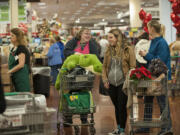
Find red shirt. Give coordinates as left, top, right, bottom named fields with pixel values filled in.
left=74, top=41, right=90, bottom=54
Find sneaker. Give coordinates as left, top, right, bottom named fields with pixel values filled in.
left=108, top=129, right=120, bottom=135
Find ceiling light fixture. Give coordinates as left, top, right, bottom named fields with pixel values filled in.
left=117, top=12, right=123, bottom=19
left=120, top=19, right=124, bottom=23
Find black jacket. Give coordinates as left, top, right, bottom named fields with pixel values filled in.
left=64, top=38, right=100, bottom=59
left=0, top=78, right=6, bottom=113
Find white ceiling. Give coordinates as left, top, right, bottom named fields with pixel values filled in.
left=31, top=0, right=159, bottom=27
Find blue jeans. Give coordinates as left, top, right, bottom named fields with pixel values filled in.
left=50, top=64, right=62, bottom=85
left=144, top=95, right=172, bottom=131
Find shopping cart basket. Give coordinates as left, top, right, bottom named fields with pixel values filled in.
left=0, top=92, right=56, bottom=135
left=128, top=78, right=171, bottom=135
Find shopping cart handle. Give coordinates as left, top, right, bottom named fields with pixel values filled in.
left=171, top=55, right=180, bottom=58
left=5, top=92, right=20, bottom=96
left=4, top=92, right=37, bottom=111
left=4, top=92, right=33, bottom=97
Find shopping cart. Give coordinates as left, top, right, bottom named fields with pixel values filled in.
left=128, top=77, right=172, bottom=135
left=169, top=55, right=180, bottom=95
left=0, top=92, right=56, bottom=135
left=57, top=67, right=96, bottom=135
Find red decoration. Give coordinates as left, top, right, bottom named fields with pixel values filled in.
left=143, top=27, right=149, bottom=33
left=146, top=13, right=152, bottom=22
left=32, top=16, right=36, bottom=21
left=172, top=2, right=180, bottom=14
left=130, top=66, right=152, bottom=80
left=169, top=0, right=180, bottom=33
left=139, top=9, right=152, bottom=33
left=171, top=12, right=180, bottom=23
left=173, top=21, right=180, bottom=33
left=139, top=9, right=146, bottom=20
left=169, top=0, right=177, bottom=3
left=18, top=23, right=28, bottom=33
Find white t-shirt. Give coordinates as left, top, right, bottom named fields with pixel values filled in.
left=99, top=39, right=108, bottom=58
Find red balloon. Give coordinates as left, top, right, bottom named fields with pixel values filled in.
left=143, top=19, right=148, bottom=25
left=139, top=9, right=146, bottom=20
left=169, top=0, right=176, bottom=3
left=171, top=12, right=180, bottom=23
left=173, top=21, right=180, bottom=31
left=143, top=26, right=149, bottom=33
left=172, top=2, right=180, bottom=14
left=146, top=13, right=152, bottom=22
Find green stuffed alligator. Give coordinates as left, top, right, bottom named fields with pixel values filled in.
left=55, top=54, right=102, bottom=90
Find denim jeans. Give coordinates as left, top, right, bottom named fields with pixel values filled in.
left=144, top=95, right=172, bottom=131
left=50, top=64, right=62, bottom=85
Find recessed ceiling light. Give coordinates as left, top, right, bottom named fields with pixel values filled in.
left=97, top=1, right=117, bottom=6
left=120, top=19, right=124, bottom=22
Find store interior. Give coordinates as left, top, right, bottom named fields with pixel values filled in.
left=0, top=0, right=180, bottom=135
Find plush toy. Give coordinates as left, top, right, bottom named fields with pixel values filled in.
left=79, top=54, right=102, bottom=74
left=60, top=54, right=80, bottom=74
left=55, top=54, right=102, bottom=90
left=55, top=55, right=80, bottom=90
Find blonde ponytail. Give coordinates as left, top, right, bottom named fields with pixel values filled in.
left=160, top=24, right=166, bottom=38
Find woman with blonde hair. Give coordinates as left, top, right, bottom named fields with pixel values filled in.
left=102, top=29, right=136, bottom=135
left=137, top=20, right=172, bottom=135
left=8, top=28, right=31, bottom=92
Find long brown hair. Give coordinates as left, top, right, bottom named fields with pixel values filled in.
left=75, top=27, right=90, bottom=40
left=11, top=28, right=27, bottom=46
left=107, top=29, right=129, bottom=57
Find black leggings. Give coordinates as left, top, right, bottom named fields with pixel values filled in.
left=108, top=83, right=128, bottom=129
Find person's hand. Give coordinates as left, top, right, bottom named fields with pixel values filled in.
left=104, top=82, right=109, bottom=89
left=7, top=70, right=12, bottom=74
left=139, top=50, right=147, bottom=57
left=74, top=52, right=82, bottom=55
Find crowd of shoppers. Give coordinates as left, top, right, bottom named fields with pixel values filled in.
left=0, top=19, right=179, bottom=135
